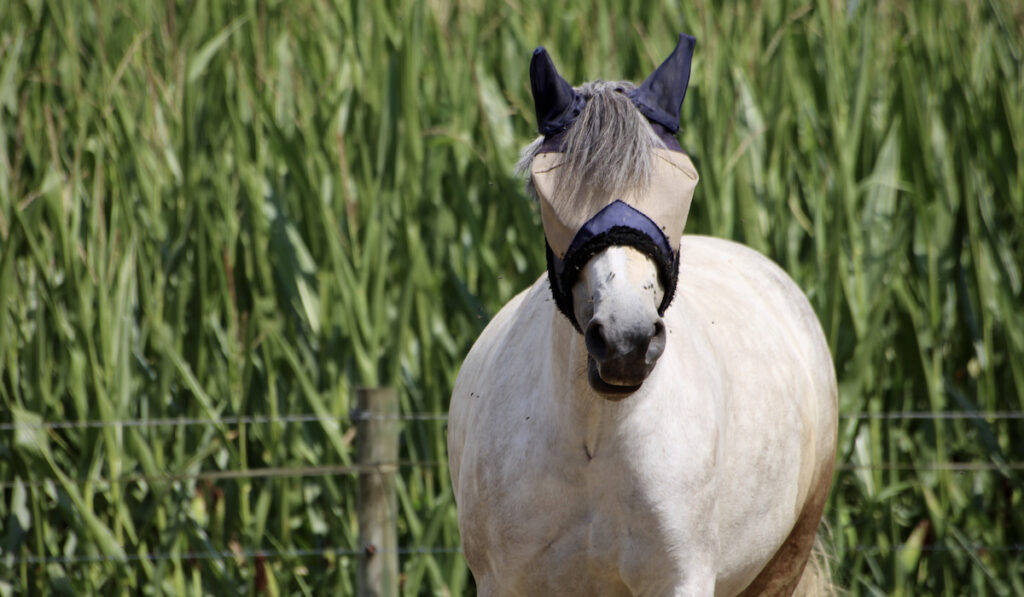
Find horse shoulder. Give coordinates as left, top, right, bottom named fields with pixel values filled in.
left=670, top=235, right=838, bottom=594
left=448, top=275, right=553, bottom=499
left=674, top=234, right=836, bottom=428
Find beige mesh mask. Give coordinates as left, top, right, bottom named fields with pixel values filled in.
left=532, top=146, right=699, bottom=332
left=531, top=148, right=699, bottom=260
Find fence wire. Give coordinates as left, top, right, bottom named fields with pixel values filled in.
left=0, top=461, right=443, bottom=490
left=841, top=411, right=1024, bottom=420
left=2, top=411, right=1022, bottom=490
left=2, top=459, right=1020, bottom=491
left=2, top=411, right=1021, bottom=573
left=837, top=462, right=1024, bottom=472
left=849, top=543, right=1024, bottom=555
left=0, top=411, right=448, bottom=432
left=3, top=542, right=1023, bottom=568
left=0, top=546, right=463, bottom=567
left=2, top=411, right=1022, bottom=432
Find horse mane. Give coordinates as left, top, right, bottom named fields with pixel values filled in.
left=516, top=80, right=666, bottom=206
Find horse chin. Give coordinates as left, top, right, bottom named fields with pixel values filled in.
left=587, top=357, right=643, bottom=398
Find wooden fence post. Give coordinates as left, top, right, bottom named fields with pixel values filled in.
left=355, top=387, right=400, bottom=597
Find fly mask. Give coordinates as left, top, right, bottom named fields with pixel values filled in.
left=528, top=34, right=700, bottom=332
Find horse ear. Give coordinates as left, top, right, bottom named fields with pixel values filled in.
left=628, top=33, right=696, bottom=133
left=530, top=47, right=585, bottom=136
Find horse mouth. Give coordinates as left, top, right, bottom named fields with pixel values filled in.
left=587, top=357, right=643, bottom=397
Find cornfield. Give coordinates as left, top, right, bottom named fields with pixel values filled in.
left=1, top=0, right=1022, bottom=594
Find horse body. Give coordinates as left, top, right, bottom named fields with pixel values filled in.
left=449, top=237, right=837, bottom=596
left=448, top=35, right=837, bottom=596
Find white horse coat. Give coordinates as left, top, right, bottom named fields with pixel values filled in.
left=448, top=238, right=836, bottom=596
left=448, top=36, right=837, bottom=597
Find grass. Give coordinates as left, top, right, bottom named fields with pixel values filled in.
left=0, top=0, right=1022, bottom=594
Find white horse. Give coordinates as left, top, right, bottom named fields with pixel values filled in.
left=448, top=34, right=837, bottom=596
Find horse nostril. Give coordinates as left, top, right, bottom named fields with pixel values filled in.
left=646, top=320, right=666, bottom=365
left=585, top=322, right=608, bottom=361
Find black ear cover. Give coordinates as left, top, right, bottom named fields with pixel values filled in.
left=530, top=47, right=586, bottom=136
left=627, top=33, right=696, bottom=133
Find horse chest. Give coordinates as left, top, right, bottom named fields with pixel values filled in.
left=461, top=410, right=721, bottom=593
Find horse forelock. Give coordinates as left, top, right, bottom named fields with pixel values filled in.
left=516, top=80, right=665, bottom=207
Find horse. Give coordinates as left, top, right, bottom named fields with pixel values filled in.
left=447, top=34, right=838, bottom=596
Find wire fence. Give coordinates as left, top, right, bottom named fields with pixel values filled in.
left=2, top=410, right=1021, bottom=490
left=2, top=410, right=1022, bottom=432
left=2, top=458, right=1022, bottom=492
left=0, top=410, right=449, bottom=432
left=3, top=541, right=1023, bottom=568
left=0, top=462, right=444, bottom=491
left=840, top=411, right=1024, bottom=420
left=0, top=546, right=463, bottom=567
left=2, top=408, right=1022, bottom=576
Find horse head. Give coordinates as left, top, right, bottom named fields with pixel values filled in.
left=521, top=34, right=699, bottom=396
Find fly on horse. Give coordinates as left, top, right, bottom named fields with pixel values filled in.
left=447, top=34, right=838, bottom=596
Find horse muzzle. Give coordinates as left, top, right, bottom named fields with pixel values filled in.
left=584, top=313, right=667, bottom=396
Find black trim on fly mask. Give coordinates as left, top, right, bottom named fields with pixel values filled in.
left=547, top=201, right=679, bottom=333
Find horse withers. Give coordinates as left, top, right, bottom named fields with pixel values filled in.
left=447, top=34, right=838, bottom=596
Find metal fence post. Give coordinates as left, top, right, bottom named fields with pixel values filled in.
left=356, top=387, right=399, bottom=597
